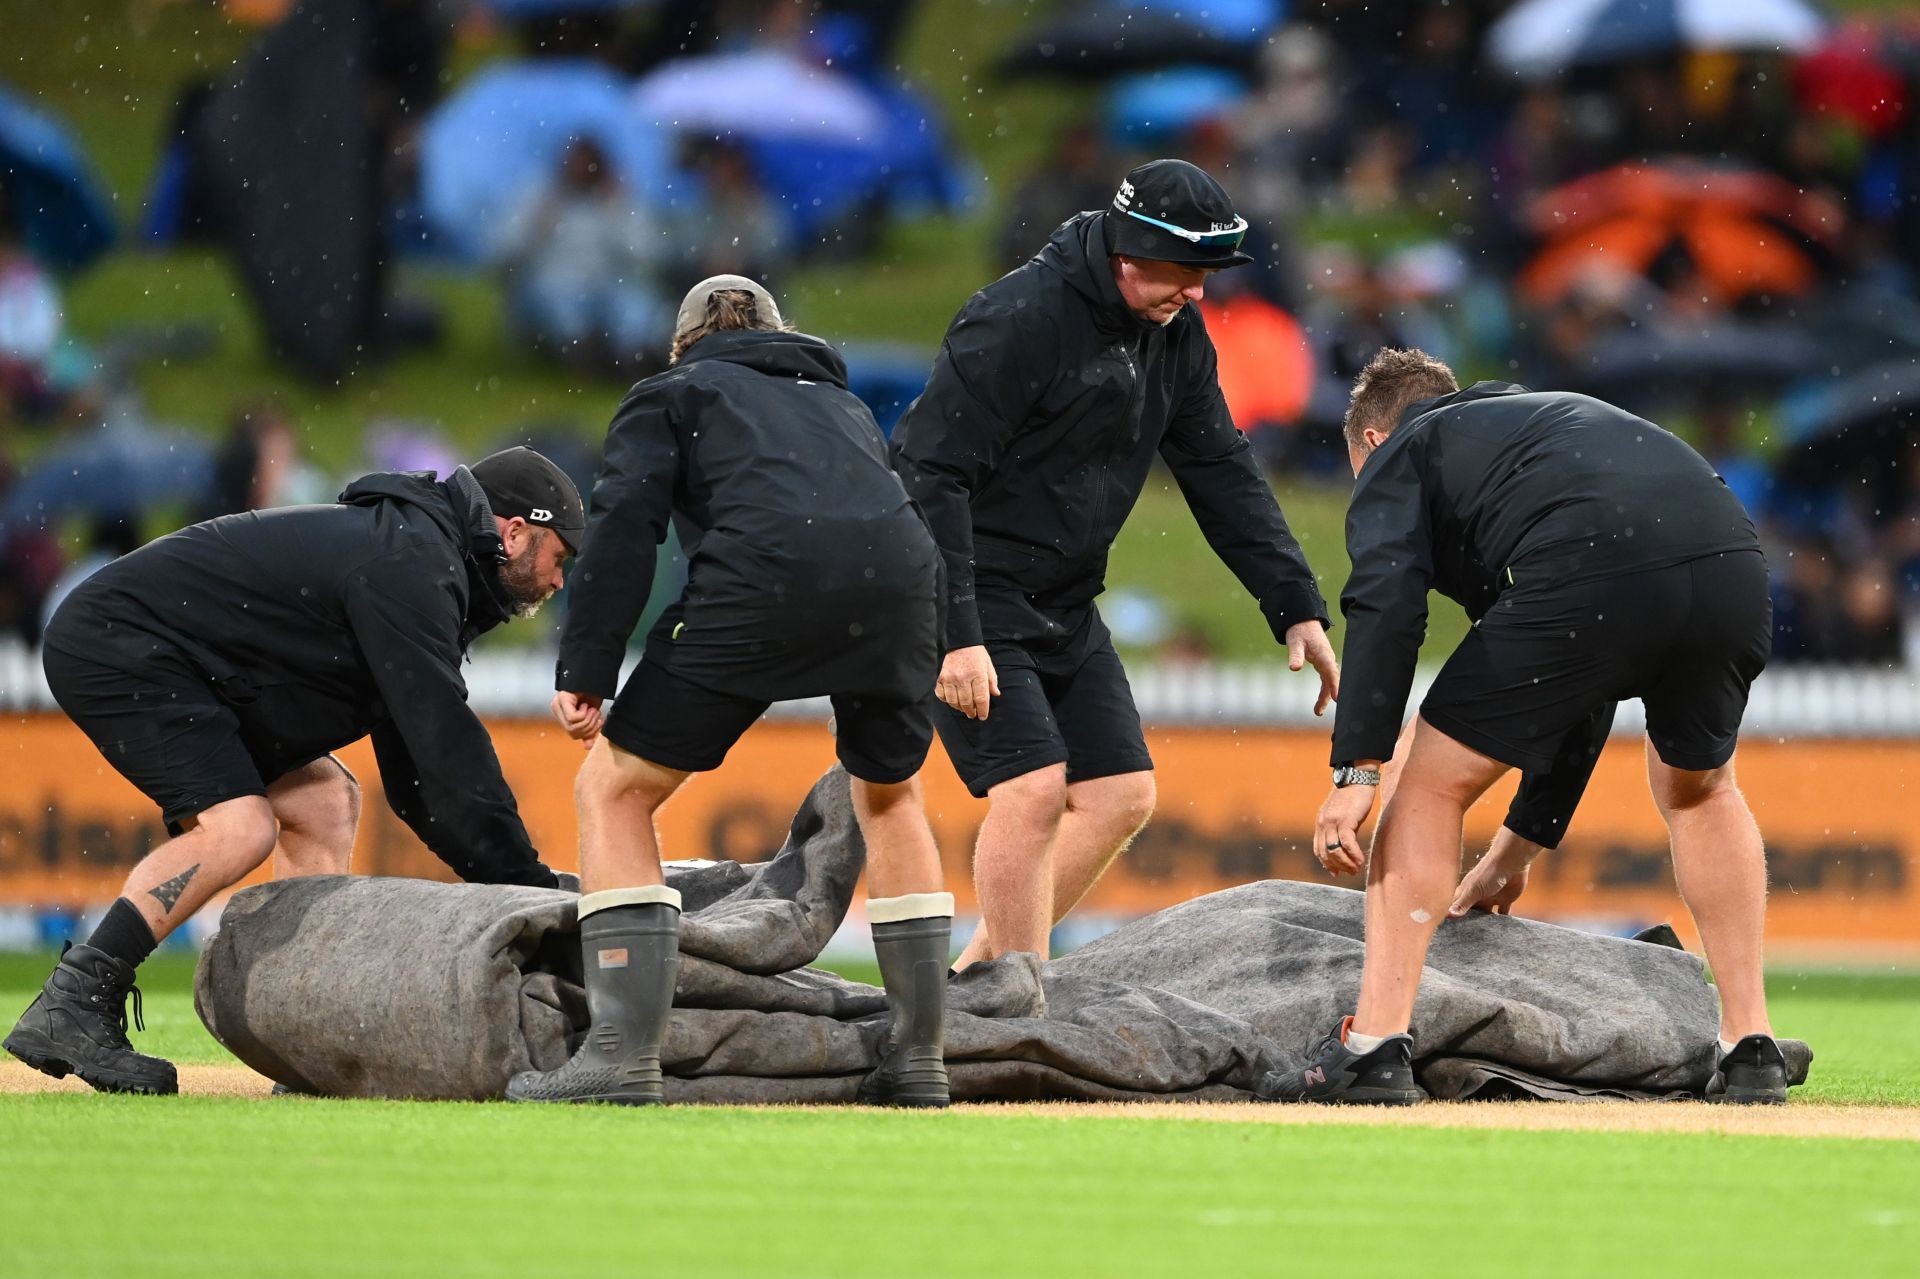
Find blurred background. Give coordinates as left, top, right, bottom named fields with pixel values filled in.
left=2, top=0, right=1918, bottom=959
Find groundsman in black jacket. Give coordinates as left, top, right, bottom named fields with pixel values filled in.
left=4, top=449, right=583, bottom=1096
left=891, top=159, right=1338, bottom=968
left=1271, top=348, right=1786, bottom=1107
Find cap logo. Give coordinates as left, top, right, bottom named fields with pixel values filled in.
left=1113, top=178, right=1135, bottom=212
left=530, top=507, right=553, bottom=523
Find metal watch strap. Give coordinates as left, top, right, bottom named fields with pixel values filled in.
left=1332, top=766, right=1382, bottom=787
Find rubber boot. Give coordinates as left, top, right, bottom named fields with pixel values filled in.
left=506, top=887, right=681, bottom=1105
left=857, top=893, right=954, bottom=1109
left=4, top=942, right=178, bottom=1095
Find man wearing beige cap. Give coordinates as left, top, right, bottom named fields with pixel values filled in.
left=510, top=276, right=955, bottom=1107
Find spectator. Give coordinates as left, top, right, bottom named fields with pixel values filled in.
left=996, top=121, right=1114, bottom=270
left=196, top=403, right=331, bottom=522
left=663, top=136, right=790, bottom=293
left=490, top=137, right=670, bottom=372
left=0, top=183, right=63, bottom=422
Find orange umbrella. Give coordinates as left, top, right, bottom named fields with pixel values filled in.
left=1198, top=296, right=1314, bottom=430
left=1518, top=163, right=1843, bottom=307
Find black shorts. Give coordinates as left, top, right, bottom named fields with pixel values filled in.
left=933, top=601, right=1153, bottom=798
left=1422, top=550, right=1771, bottom=774
left=602, top=659, right=933, bottom=783
left=41, top=643, right=298, bottom=830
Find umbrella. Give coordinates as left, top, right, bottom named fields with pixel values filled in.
left=420, top=59, right=670, bottom=263
left=1564, top=321, right=1819, bottom=410
left=2, top=418, right=212, bottom=530
left=0, top=83, right=115, bottom=272
left=997, top=6, right=1262, bottom=80
left=1793, top=20, right=1911, bottom=139
left=1779, top=360, right=1920, bottom=507
left=1489, top=0, right=1826, bottom=78
left=1517, top=163, right=1843, bottom=308
left=633, top=49, right=890, bottom=143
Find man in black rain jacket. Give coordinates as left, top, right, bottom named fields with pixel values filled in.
left=891, top=159, right=1338, bottom=967
left=5, top=448, right=583, bottom=1096
left=1274, top=348, right=1788, bottom=1107
left=520, top=276, right=955, bottom=1108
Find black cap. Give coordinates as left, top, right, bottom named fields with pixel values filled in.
left=1104, top=158, right=1254, bottom=269
left=471, top=447, right=586, bottom=553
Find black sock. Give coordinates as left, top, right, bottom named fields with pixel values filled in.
left=84, top=898, right=158, bottom=969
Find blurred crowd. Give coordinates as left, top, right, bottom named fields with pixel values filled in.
left=4, top=0, right=1920, bottom=667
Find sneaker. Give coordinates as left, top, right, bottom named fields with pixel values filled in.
left=1264, top=1016, right=1427, bottom=1106
left=1705, top=1034, right=1788, bottom=1105
left=3, top=943, right=178, bottom=1095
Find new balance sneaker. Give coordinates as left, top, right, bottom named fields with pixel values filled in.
left=1705, top=1034, right=1788, bottom=1105
left=1264, top=1017, right=1427, bottom=1106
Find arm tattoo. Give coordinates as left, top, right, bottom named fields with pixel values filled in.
left=148, top=863, right=201, bottom=915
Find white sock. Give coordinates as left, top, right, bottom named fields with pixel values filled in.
left=1718, top=1038, right=1737, bottom=1056
left=1345, top=1029, right=1389, bottom=1054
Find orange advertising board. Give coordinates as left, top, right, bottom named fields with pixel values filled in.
left=1, top=714, right=1913, bottom=959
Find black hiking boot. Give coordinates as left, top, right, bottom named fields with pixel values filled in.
left=1705, top=1034, right=1788, bottom=1105
left=506, top=893, right=681, bottom=1105
left=1264, top=1017, right=1426, bottom=1106
left=4, top=943, right=178, bottom=1095
left=858, top=908, right=953, bottom=1109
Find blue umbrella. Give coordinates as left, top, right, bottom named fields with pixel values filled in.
left=0, top=83, right=115, bottom=272
left=1489, top=0, right=1826, bottom=77
left=2, top=418, right=212, bottom=530
left=418, top=59, right=670, bottom=262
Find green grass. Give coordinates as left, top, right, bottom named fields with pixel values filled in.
left=1, top=1098, right=1916, bottom=1278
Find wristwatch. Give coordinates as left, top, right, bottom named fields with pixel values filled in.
left=1331, top=765, right=1382, bottom=787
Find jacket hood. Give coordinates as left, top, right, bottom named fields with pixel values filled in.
left=676, top=328, right=851, bottom=388
left=1036, top=211, right=1157, bottom=336
left=340, top=468, right=512, bottom=635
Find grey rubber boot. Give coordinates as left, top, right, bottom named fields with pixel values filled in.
left=857, top=895, right=953, bottom=1109
left=505, top=889, right=681, bottom=1105
left=4, top=943, right=178, bottom=1095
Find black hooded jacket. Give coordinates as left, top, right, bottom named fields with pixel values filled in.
left=889, top=211, right=1327, bottom=651
left=557, top=329, right=940, bottom=704
left=1333, top=382, right=1760, bottom=844
left=44, top=467, right=558, bottom=887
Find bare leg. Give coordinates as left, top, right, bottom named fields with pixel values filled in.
left=1351, top=717, right=1509, bottom=1038
left=956, top=763, right=1067, bottom=966
left=852, top=776, right=944, bottom=900
left=574, top=738, right=690, bottom=893
left=122, top=796, right=281, bottom=942
left=268, top=756, right=360, bottom=878
left=955, top=769, right=1155, bottom=968
left=1647, top=744, right=1773, bottom=1042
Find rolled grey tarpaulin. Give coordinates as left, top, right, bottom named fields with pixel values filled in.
left=196, top=769, right=1809, bottom=1102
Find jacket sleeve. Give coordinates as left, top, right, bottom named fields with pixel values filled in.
left=347, top=554, right=557, bottom=887
left=1330, top=440, right=1434, bottom=765
left=890, top=299, right=1054, bottom=651
left=1159, top=328, right=1329, bottom=641
left=556, top=382, right=680, bottom=698
left=1502, top=702, right=1613, bottom=849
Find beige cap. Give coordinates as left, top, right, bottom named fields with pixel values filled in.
left=673, top=274, right=784, bottom=341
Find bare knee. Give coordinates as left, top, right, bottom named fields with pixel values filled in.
left=1650, top=758, right=1739, bottom=817
left=851, top=774, right=923, bottom=820
left=1079, top=771, right=1155, bottom=835
left=192, top=796, right=280, bottom=863
left=987, top=765, right=1068, bottom=828
left=576, top=743, right=680, bottom=812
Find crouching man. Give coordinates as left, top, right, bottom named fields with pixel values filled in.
left=6, top=448, right=586, bottom=1096
left=1278, top=350, right=1786, bottom=1106
left=508, top=276, right=953, bottom=1108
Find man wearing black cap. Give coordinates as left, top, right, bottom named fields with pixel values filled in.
left=514, top=275, right=954, bottom=1108
left=4, top=447, right=584, bottom=1096
left=891, top=159, right=1339, bottom=967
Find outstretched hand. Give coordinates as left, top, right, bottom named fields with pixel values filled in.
left=1285, top=620, right=1339, bottom=716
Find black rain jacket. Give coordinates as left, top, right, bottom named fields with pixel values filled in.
left=889, top=211, right=1327, bottom=651
left=557, top=329, right=940, bottom=704
left=45, top=468, right=558, bottom=887
left=1333, top=382, right=1759, bottom=845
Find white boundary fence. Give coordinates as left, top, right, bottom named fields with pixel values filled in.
left=2, top=642, right=1917, bottom=736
